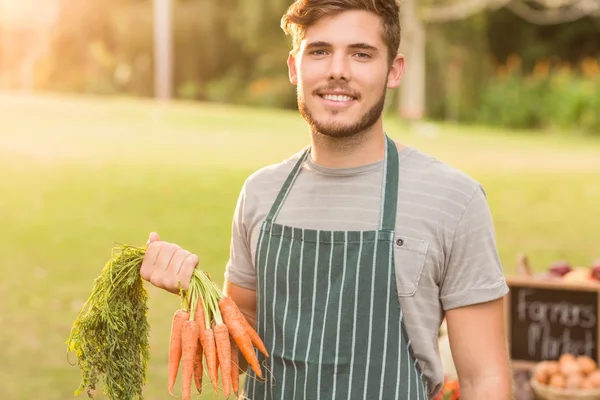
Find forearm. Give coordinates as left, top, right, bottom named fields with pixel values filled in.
left=458, top=374, right=513, bottom=400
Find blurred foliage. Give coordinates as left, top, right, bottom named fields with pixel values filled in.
left=425, top=13, right=494, bottom=123
left=422, top=8, right=599, bottom=134
left=474, top=56, right=600, bottom=134
left=0, top=0, right=599, bottom=132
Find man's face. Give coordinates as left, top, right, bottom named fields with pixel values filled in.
left=288, top=10, right=404, bottom=138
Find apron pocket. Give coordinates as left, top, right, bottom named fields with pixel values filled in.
left=393, top=235, right=429, bottom=297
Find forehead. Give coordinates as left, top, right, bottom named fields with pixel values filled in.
left=301, top=10, right=385, bottom=49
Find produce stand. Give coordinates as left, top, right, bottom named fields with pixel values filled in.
left=505, top=255, right=600, bottom=399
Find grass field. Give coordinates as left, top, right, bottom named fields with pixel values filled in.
left=1, top=91, right=599, bottom=400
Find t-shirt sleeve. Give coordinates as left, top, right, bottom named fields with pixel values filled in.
left=440, top=185, right=509, bottom=310
left=223, top=182, right=257, bottom=290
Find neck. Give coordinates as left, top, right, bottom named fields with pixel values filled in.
left=309, top=122, right=386, bottom=169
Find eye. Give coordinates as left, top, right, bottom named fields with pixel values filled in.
left=310, top=49, right=328, bottom=56
left=354, top=52, right=371, bottom=59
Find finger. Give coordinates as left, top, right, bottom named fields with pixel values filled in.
left=168, top=249, right=192, bottom=276
left=140, top=241, right=162, bottom=281
left=177, top=253, right=199, bottom=291
left=146, top=232, right=160, bottom=248
left=154, top=242, right=180, bottom=272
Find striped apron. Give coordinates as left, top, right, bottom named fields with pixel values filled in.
left=243, top=135, right=429, bottom=399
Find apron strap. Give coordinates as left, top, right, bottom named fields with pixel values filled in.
left=264, top=135, right=399, bottom=229
left=380, top=134, right=399, bottom=232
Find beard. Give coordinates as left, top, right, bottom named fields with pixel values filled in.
left=297, top=83, right=387, bottom=139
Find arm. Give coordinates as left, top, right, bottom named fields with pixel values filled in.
left=446, top=298, right=512, bottom=400
left=222, top=179, right=259, bottom=374
left=439, top=185, right=512, bottom=399
left=224, top=280, right=257, bottom=373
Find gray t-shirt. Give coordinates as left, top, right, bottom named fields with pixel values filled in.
left=224, top=144, right=509, bottom=398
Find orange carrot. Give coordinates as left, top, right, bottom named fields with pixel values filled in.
left=202, top=328, right=220, bottom=391
left=218, top=297, right=264, bottom=378
left=214, top=322, right=232, bottom=398
left=241, top=312, right=269, bottom=357
left=219, top=296, right=269, bottom=357
left=193, top=295, right=206, bottom=393
left=193, top=338, right=203, bottom=393
left=168, top=309, right=190, bottom=396
left=181, top=320, right=201, bottom=400
left=230, top=338, right=239, bottom=396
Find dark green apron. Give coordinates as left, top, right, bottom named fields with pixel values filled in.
left=243, top=135, right=429, bottom=399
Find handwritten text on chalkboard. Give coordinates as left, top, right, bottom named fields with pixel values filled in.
left=509, top=285, right=598, bottom=362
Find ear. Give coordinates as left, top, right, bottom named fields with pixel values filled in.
left=287, top=52, right=298, bottom=85
left=386, top=53, right=405, bottom=89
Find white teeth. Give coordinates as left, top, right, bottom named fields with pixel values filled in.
left=322, top=94, right=353, bottom=102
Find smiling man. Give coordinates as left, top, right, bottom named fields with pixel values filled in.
left=293, top=8, right=395, bottom=151
left=140, top=1, right=514, bottom=399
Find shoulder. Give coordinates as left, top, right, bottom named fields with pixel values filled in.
left=240, top=147, right=307, bottom=200
left=398, top=145, right=484, bottom=212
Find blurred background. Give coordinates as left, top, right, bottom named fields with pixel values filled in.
left=1, top=0, right=600, bottom=128
left=0, top=0, right=599, bottom=399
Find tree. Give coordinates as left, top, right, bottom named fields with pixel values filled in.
left=398, top=0, right=600, bottom=121
left=154, top=0, right=172, bottom=100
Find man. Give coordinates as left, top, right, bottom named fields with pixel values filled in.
left=140, top=0, right=513, bottom=399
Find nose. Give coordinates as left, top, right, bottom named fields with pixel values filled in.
left=328, top=52, right=351, bottom=81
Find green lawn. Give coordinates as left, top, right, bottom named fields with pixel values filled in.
left=1, top=91, right=599, bottom=400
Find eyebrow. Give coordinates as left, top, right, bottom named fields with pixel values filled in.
left=305, top=41, right=379, bottom=52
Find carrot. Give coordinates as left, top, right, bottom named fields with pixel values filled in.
left=213, top=322, right=232, bottom=398
left=202, top=328, right=220, bottom=391
left=230, top=338, right=239, bottom=397
left=192, top=295, right=206, bottom=393
left=219, top=296, right=269, bottom=357
left=193, top=338, right=203, bottom=393
left=240, top=311, right=269, bottom=357
left=168, top=309, right=190, bottom=396
left=218, top=297, right=264, bottom=378
left=181, top=320, right=201, bottom=400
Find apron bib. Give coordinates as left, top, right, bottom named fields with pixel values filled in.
left=243, top=135, right=429, bottom=399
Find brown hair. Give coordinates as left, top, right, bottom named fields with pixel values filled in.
left=281, top=0, right=401, bottom=65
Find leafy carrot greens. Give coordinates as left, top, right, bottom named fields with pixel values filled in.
left=67, top=242, right=268, bottom=399
left=67, top=244, right=150, bottom=399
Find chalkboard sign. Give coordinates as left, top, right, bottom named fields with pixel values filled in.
left=505, top=276, right=600, bottom=369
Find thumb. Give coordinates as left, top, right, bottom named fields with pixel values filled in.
left=146, top=232, right=160, bottom=247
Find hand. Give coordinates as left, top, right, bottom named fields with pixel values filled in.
left=140, top=232, right=198, bottom=294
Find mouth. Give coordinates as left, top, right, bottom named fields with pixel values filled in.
left=317, top=92, right=358, bottom=108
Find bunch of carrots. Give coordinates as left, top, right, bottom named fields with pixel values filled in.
left=67, top=243, right=269, bottom=400
left=170, top=268, right=269, bottom=399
